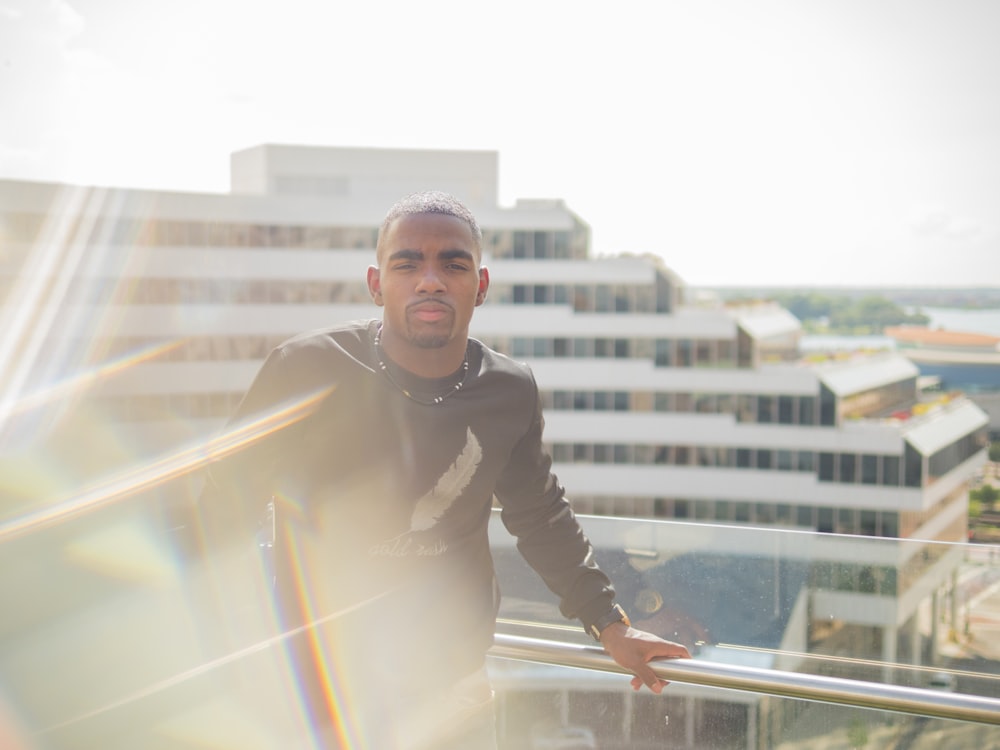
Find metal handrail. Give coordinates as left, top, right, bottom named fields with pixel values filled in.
left=490, top=633, right=1000, bottom=727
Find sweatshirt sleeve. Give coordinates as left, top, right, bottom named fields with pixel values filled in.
left=492, top=374, right=617, bottom=633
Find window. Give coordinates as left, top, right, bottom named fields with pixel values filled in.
left=861, top=455, right=878, bottom=484
left=881, top=512, right=899, bottom=538
left=696, top=340, right=713, bottom=365
left=883, top=456, right=900, bottom=486
left=573, top=285, right=594, bottom=311
left=655, top=339, right=673, bottom=366
left=737, top=394, right=755, bottom=423
left=818, top=508, right=834, bottom=533
left=614, top=285, right=631, bottom=312
left=677, top=339, right=693, bottom=367
left=839, top=454, right=857, bottom=483
left=799, top=396, right=816, bottom=425
left=860, top=510, right=878, bottom=536
left=757, top=395, right=774, bottom=423
left=818, top=453, right=835, bottom=481
left=778, top=396, right=794, bottom=424
left=904, top=444, right=923, bottom=488
left=595, top=285, right=612, bottom=311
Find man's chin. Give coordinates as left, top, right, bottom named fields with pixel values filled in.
left=405, top=329, right=451, bottom=349
left=405, top=321, right=455, bottom=349
left=411, top=335, right=451, bottom=349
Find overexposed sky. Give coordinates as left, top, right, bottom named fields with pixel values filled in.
left=1, top=0, right=999, bottom=287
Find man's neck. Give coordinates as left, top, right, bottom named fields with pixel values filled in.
left=378, top=326, right=468, bottom=379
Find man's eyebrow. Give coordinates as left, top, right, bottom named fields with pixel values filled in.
left=387, top=249, right=423, bottom=262
left=386, top=248, right=476, bottom=262
left=439, top=249, right=476, bottom=262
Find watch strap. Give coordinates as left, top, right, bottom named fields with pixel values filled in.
left=588, top=603, right=630, bottom=640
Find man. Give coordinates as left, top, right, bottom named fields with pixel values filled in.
left=202, top=191, right=689, bottom=749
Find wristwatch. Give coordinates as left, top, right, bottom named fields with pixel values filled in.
left=589, top=603, right=631, bottom=641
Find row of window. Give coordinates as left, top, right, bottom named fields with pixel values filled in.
left=26, top=275, right=675, bottom=316
left=572, top=494, right=903, bottom=541
left=540, top=390, right=824, bottom=425
left=493, top=336, right=743, bottom=368
left=50, top=278, right=374, bottom=306
left=84, top=335, right=751, bottom=375
left=928, top=429, right=988, bottom=484
left=83, top=388, right=916, bottom=486
left=551, top=443, right=913, bottom=487
left=496, top=283, right=658, bottom=313
left=817, top=451, right=917, bottom=487
left=1, top=211, right=588, bottom=260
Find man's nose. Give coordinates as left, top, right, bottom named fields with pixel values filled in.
left=415, top=268, right=445, bottom=293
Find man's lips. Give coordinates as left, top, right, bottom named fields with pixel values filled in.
left=408, top=302, right=452, bottom=322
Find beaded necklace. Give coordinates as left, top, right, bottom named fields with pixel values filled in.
left=373, top=324, right=470, bottom=405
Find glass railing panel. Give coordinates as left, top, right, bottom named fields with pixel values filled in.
left=2, top=490, right=999, bottom=747
left=489, top=511, right=1000, bottom=747
left=489, top=512, right=1000, bottom=697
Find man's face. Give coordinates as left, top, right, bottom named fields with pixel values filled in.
left=367, top=212, right=489, bottom=352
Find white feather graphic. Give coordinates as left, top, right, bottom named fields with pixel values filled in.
left=409, top=428, right=482, bottom=532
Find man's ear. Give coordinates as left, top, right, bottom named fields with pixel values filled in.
left=366, top=266, right=383, bottom=306
left=476, top=266, right=490, bottom=306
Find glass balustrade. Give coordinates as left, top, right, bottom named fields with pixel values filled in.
left=1, top=500, right=998, bottom=748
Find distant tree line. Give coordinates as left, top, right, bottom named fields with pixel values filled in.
left=769, top=293, right=930, bottom=334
